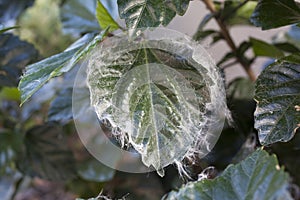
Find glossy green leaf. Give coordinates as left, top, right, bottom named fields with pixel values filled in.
left=19, top=30, right=108, bottom=105
left=117, top=0, right=190, bottom=29
left=18, top=123, right=76, bottom=180
left=250, top=37, right=284, bottom=58
left=164, top=149, right=292, bottom=200
left=250, top=0, right=300, bottom=30
left=254, top=55, right=300, bottom=145
left=96, top=0, right=119, bottom=31
left=0, top=33, right=38, bottom=87
left=60, top=0, right=100, bottom=35
left=87, top=32, right=227, bottom=176
left=78, top=159, right=115, bottom=182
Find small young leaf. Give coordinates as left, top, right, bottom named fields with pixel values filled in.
left=164, top=149, right=292, bottom=200
left=19, top=30, right=108, bottom=105
left=250, top=0, right=300, bottom=30
left=117, top=0, right=190, bottom=30
left=96, top=0, right=119, bottom=31
left=254, top=55, right=300, bottom=145
left=250, top=37, right=284, bottom=58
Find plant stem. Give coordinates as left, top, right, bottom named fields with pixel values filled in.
left=202, top=0, right=256, bottom=81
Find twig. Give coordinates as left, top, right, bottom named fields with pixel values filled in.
left=201, top=0, right=256, bottom=81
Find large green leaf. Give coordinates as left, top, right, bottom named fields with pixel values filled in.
left=60, top=0, right=100, bottom=35
left=96, top=0, right=119, bottom=31
left=87, top=31, right=227, bottom=176
left=254, top=54, right=300, bottom=145
left=117, top=0, right=190, bottom=29
left=19, top=30, right=108, bottom=105
left=250, top=0, right=300, bottom=30
left=17, top=123, right=76, bottom=180
left=164, top=149, right=292, bottom=200
left=218, top=1, right=257, bottom=26
left=0, top=33, right=38, bottom=87
left=250, top=37, right=284, bottom=58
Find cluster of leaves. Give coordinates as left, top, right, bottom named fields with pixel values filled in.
left=1, top=0, right=300, bottom=199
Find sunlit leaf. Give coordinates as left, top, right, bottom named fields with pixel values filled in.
left=254, top=54, right=300, bottom=145
left=96, top=0, right=119, bottom=31
left=164, top=149, right=292, bottom=200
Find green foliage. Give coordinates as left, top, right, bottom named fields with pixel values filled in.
left=165, top=149, right=292, bottom=200
left=18, top=30, right=108, bottom=105
left=96, top=0, right=119, bottom=31
left=250, top=37, right=284, bottom=58
left=2, top=0, right=300, bottom=199
left=18, top=124, right=77, bottom=180
left=0, top=33, right=38, bottom=87
left=0, top=0, right=34, bottom=26
left=17, top=0, right=73, bottom=57
left=78, top=159, right=115, bottom=182
left=117, top=0, right=190, bottom=29
left=251, top=0, right=300, bottom=30
left=217, top=1, right=257, bottom=26
left=254, top=55, right=300, bottom=145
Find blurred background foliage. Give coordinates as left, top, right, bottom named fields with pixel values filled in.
left=17, top=0, right=74, bottom=57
